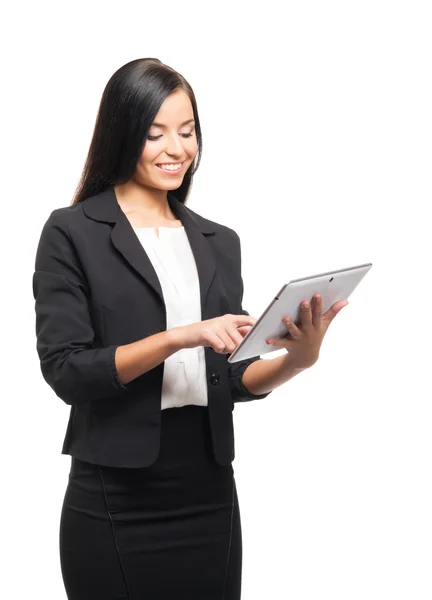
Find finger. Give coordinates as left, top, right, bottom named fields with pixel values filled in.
left=215, top=327, right=244, bottom=353
left=299, top=299, right=312, bottom=331
left=233, top=314, right=257, bottom=327
left=282, top=316, right=301, bottom=340
left=212, top=333, right=233, bottom=353
left=323, top=299, right=349, bottom=325
left=312, top=294, right=322, bottom=329
left=266, top=335, right=296, bottom=348
left=237, top=325, right=253, bottom=337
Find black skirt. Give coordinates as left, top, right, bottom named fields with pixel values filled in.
left=59, top=405, right=242, bottom=600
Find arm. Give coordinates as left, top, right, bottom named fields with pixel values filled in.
left=240, top=351, right=307, bottom=396
left=33, top=210, right=183, bottom=406
left=114, top=330, right=182, bottom=386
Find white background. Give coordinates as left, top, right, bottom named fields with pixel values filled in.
left=2, top=0, right=431, bottom=598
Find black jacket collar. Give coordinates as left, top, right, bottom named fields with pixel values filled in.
left=82, top=185, right=216, bottom=234
left=81, top=186, right=218, bottom=314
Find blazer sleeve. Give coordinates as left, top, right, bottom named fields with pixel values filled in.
left=32, top=209, right=130, bottom=406
left=226, top=231, right=272, bottom=403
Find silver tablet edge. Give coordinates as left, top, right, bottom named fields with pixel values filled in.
left=287, top=262, right=373, bottom=285
left=227, top=262, right=373, bottom=363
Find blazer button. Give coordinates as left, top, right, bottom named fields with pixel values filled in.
left=210, top=373, right=220, bottom=385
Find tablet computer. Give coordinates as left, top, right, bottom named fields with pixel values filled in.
left=227, top=262, right=372, bottom=363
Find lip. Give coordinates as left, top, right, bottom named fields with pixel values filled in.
left=155, top=161, right=185, bottom=175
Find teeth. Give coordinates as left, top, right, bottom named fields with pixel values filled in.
left=157, top=163, right=182, bottom=171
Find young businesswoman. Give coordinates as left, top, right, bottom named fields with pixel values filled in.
left=33, top=58, right=348, bottom=599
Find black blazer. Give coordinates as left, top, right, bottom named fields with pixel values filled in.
left=33, top=186, right=271, bottom=468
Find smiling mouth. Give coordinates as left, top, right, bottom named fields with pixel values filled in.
left=155, top=162, right=185, bottom=173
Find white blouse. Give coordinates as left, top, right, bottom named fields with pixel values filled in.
left=132, top=225, right=209, bottom=410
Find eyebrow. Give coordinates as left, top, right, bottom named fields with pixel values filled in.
left=151, top=119, right=195, bottom=128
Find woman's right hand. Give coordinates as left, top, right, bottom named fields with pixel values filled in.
left=174, top=314, right=257, bottom=354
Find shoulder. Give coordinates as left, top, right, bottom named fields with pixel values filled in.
left=35, top=204, right=88, bottom=268
left=41, top=203, right=85, bottom=233
left=40, top=194, right=242, bottom=247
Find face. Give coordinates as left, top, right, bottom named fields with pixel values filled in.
left=134, top=88, right=198, bottom=192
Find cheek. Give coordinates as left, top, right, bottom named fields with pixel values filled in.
left=140, top=146, right=158, bottom=170
left=189, top=139, right=199, bottom=157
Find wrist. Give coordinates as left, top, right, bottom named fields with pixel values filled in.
left=284, top=349, right=318, bottom=371
left=165, top=326, right=187, bottom=352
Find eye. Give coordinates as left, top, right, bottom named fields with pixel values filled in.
left=147, top=133, right=194, bottom=141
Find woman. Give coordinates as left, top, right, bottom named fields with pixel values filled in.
left=33, top=58, right=348, bottom=599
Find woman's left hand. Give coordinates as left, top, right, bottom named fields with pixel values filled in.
left=265, top=294, right=349, bottom=369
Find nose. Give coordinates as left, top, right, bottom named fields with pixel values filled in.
left=164, top=133, right=187, bottom=157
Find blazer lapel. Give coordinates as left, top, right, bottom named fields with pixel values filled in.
left=82, top=186, right=218, bottom=318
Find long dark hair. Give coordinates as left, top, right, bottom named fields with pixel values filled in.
left=71, top=58, right=203, bottom=206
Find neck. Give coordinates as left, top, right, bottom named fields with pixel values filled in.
left=113, top=181, right=174, bottom=220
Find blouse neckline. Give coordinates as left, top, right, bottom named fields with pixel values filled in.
left=132, top=226, right=184, bottom=230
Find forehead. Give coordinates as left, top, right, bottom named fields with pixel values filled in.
left=151, top=89, right=194, bottom=127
